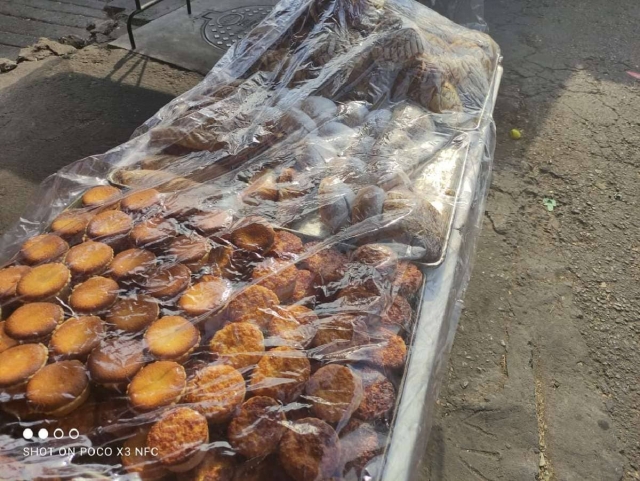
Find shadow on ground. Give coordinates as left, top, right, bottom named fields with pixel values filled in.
left=0, top=56, right=182, bottom=233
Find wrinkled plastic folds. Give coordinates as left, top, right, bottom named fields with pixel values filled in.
left=422, top=0, right=486, bottom=32
left=0, top=0, right=500, bottom=479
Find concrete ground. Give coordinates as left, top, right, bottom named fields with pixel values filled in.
left=0, top=0, right=639, bottom=480
left=0, top=0, right=110, bottom=59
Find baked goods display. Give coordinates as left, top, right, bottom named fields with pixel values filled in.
left=0, top=193, right=423, bottom=478
left=0, top=163, right=430, bottom=476
left=0, top=0, right=499, bottom=478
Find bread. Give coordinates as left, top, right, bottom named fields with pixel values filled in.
left=20, top=234, right=68, bottom=265
left=50, top=315, right=103, bottom=360
left=278, top=418, right=340, bottom=481
left=182, top=364, right=245, bottom=423
left=146, top=407, right=209, bottom=472
left=249, top=346, right=310, bottom=403
left=228, top=396, right=286, bottom=458
left=209, top=322, right=264, bottom=370
left=145, top=316, right=200, bottom=363
left=26, top=360, right=90, bottom=417
left=305, top=365, right=363, bottom=425
left=128, top=361, right=186, bottom=412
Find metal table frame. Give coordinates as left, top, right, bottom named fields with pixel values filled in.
left=127, top=0, right=192, bottom=49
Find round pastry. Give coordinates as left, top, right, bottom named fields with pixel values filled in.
left=265, top=230, right=304, bottom=259
left=0, top=265, right=30, bottom=301
left=188, top=450, right=236, bottom=481
left=379, top=295, right=413, bottom=333
left=339, top=421, right=382, bottom=477
left=106, top=294, right=159, bottom=332
left=50, top=210, right=94, bottom=241
left=178, top=276, right=232, bottom=317
left=187, top=209, right=233, bottom=237
left=251, top=259, right=298, bottom=303
left=361, top=330, right=407, bottom=370
left=353, top=368, right=396, bottom=421
left=146, top=407, right=209, bottom=472
left=167, top=235, right=211, bottom=273
left=392, top=261, right=423, bottom=297
left=351, top=185, right=386, bottom=223
left=352, top=244, right=398, bottom=279
left=278, top=417, right=340, bottom=481
left=142, top=264, right=191, bottom=301
left=121, top=188, right=162, bottom=214
left=290, top=269, right=316, bottom=305
left=208, top=322, right=264, bottom=370
left=26, top=360, right=90, bottom=417
left=5, top=302, right=63, bottom=342
left=249, top=346, right=310, bottom=403
left=144, top=316, right=200, bottom=363
left=318, top=177, right=355, bottom=233
left=86, top=210, right=134, bottom=248
left=229, top=216, right=275, bottom=253
left=130, top=217, right=177, bottom=251
left=50, top=315, right=103, bottom=360
left=0, top=321, right=18, bottom=353
left=0, top=343, right=48, bottom=388
left=69, top=276, right=119, bottom=313
left=87, top=338, right=145, bottom=389
left=20, top=234, right=69, bottom=265
left=336, top=283, right=385, bottom=315
left=81, top=185, right=121, bottom=208
left=16, top=263, right=71, bottom=302
left=228, top=396, right=286, bottom=458
left=227, top=285, right=279, bottom=329
left=121, top=428, right=171, bottom=481
left=64, top=241, right=114, bottom=278
left=299, top=244, right=348, bottom=283
left=266, top=305, right=317, bottom=349
left=183, top=364, right=245, bottom=423
left=108, top=248, right=156, bottom=282
left=310, top=315, right=368, bottom=352
left=305, top=365, right=363, bottom=425
left=128, top=361, right=186, bottom=412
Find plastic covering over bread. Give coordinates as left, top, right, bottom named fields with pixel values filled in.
left=0, top=0, right=499, bottom=479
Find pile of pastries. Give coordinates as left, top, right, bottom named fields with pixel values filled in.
left=0, top=183, right=423, bottom=480
left=0, top=0, right=499, bottom=478
left=107, top=0, right=498, bottom=264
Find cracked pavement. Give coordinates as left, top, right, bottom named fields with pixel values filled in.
left=424, top=0, right=640, bottom=480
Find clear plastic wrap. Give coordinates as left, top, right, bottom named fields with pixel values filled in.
left=422, top=0, right=487, bottom=32
left=0, top=0, right=500, bottom=479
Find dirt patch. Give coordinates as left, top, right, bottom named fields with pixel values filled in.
left=425, top=0, right=640, bottom=479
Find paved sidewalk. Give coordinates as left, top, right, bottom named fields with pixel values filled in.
left=0, top=0, right=111, bottom=59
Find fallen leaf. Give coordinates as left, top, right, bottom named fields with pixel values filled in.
left=542, top=198, right=557, bottom=211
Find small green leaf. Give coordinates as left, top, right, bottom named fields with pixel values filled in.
left=543, top=198, right=557, bottom=211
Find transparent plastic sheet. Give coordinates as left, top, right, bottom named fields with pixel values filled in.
left=421, top=0, right=486, bottom=32
left=0, top=1, right=500, bottom=480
